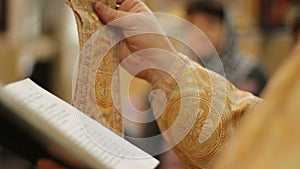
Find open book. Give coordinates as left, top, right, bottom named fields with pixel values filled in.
left=0, top=79, right=159, bottom=169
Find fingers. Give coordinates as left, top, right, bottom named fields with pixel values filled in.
left=94, top=0, right=151, bottom=25
left=118, top=0, right=150, bottom=12
left=37, top=159, right=68, bottom=169
left=94, top=1, right=128, bottom=24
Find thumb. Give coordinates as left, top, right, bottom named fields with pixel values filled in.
left=94, top=1, right=128, bottom=25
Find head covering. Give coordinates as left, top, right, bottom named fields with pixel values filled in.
left=186, top=0, right=257, bottom=84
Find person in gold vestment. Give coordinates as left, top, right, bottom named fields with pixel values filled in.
left=37, top=0, right=300, bottom=169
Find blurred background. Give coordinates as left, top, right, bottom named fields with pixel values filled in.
left=0, top=0, right=299, bottom=168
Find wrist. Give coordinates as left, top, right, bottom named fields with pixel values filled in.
left=150, top=53, right=188, bottom=94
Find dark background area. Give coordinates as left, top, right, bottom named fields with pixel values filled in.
left=0, top=0, right=7, bottom=31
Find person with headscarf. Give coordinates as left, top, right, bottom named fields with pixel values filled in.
left=185, top=0, right=268, bottom=96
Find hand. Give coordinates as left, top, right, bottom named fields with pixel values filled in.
left=37, top=159, right=68, bottom=169
left=94, top=0, right=178, bottom=85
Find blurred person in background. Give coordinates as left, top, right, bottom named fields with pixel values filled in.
left=185, top=0, right=268, bottom=96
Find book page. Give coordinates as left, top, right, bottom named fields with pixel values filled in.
left=3, top=79, right=159, bottom=169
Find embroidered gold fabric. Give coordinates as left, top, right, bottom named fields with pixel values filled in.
left=152, top=53, right=262, bottom=168
left=213, top=44, right=300, bottom=169
left=64, top=0, right=123, bottom=135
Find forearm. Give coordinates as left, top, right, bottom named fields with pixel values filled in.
left=151, top=53, right=262, bottom=168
